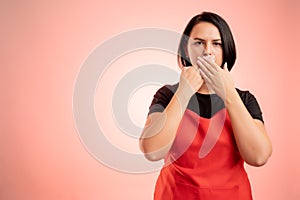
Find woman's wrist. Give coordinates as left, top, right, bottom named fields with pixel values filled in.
left=224, top=88, right=240, bottom=108
left=175, top=87, right=193, bottom=104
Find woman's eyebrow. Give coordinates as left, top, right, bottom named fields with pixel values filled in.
left=193, top=37, right=222, bottom=42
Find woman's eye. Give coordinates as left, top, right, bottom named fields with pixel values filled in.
left=194, top=41, right=204, bottom=45
left=213, top=42, right=222, bottom=46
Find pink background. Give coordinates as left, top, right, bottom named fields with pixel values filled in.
left=1, top=0, right=300, bottom=199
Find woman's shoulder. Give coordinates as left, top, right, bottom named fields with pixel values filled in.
left=148, top=83, right=179, bottom=114
left=235, top=88, right=264, bottom=122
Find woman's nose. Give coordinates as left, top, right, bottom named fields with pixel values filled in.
left=203, top=44, right=212, bottom=55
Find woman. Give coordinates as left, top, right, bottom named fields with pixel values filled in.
left=139, top=12, right=272, bottom=200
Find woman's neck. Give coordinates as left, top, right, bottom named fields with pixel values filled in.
left=197, top=83, right=214, bottom=95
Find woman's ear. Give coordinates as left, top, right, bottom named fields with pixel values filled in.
left=224, top=62, right=229, bottom=71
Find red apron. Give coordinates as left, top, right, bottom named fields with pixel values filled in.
left=154, top=109, right=252, bottom=200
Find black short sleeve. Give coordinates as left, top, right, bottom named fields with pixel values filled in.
left=148, top=84, right=177, bottom=115
left=236, top=89, right=264, bottom=123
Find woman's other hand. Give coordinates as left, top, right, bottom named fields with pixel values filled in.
left=196, top=56, right=235, bottom=101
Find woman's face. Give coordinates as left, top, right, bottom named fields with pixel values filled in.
left=187, top=22, right=223, bottom=67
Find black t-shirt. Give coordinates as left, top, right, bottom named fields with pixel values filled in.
left=148, top=83, right=263, bottom=122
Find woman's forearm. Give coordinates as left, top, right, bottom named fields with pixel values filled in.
left=225, top=90, right=272, bottom=166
